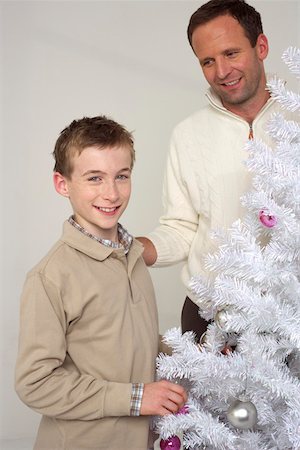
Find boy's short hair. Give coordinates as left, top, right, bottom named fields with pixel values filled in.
left=187, top=0, right=263, bottom=50
left=53, top=115, right=135, bottom=178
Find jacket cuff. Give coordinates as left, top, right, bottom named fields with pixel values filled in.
left=102, top=382, right=132, bottom=417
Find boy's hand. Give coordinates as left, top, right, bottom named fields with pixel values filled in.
left=140, top=380, right=187, bottom=416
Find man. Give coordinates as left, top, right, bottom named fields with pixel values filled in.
left=138, top=0, right=294, bottom=341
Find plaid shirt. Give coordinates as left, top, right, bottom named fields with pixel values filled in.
left=68, top=216, right=143, bottom=416
left=68, top=216, right=133, bottom=254
left=130, top=383, right=144, bottom=416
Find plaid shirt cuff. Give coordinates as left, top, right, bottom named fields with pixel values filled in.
left=130, top=383, right=144, bottom=416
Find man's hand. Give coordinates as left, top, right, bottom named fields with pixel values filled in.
left=136, top=237, right=157, bottom=266
left=140, top=380, right=187, bottom=416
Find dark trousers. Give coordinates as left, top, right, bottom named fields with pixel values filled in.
left=181, top=296, right=209, bottom=342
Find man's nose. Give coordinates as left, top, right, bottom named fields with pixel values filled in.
left=215, top=57, right=231, bottom=80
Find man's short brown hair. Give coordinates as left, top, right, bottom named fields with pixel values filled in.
left=187, top=0, right=263, bottom=50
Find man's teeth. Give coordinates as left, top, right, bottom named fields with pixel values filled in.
left=224, top=80, right=239, bottom=86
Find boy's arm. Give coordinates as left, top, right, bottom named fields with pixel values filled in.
left=15, top=272, right=186, bottom=420
left=141, top=381, right=187, bottom=416
left=15, top=272, right=133, bottom=421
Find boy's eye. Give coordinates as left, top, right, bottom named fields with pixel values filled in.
left=116, top=174, right=129, bottom=180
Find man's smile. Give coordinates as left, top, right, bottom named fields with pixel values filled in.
left=221, top=78, right=241, bottom=87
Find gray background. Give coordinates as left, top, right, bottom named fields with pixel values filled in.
left=1, top=1, right=299, bottom=447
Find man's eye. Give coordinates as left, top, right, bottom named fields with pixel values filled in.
left=117, top=175, right=129, bottom=180
left=88, top=176, right=101, bottom=182
left=227, top=51, right=238, bottom=58
left=202, top=59, right=213, bottom=67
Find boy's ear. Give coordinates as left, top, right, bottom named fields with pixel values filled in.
left=53, top=172, right=70, bottom=198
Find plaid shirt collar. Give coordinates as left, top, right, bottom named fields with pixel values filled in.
left=68, top=216, right=133, bottom=254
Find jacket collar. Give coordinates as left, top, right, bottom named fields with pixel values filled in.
left=60, top=220, right=143, bottom=263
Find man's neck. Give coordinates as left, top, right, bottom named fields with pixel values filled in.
left=223, top=89, right=271, bottom=124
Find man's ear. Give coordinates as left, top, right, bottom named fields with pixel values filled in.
left=53, top=172, right=70, bottom=198
left=256, top=33, right=269, bottom=61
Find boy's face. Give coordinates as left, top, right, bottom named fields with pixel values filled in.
left=54, top=145, right=132, bottom=242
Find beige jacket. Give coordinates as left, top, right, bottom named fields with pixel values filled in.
left=15, top=221, right=159, bottom=450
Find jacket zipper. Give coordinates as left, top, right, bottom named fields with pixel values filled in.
left=249, top=123, right=253, bottom=140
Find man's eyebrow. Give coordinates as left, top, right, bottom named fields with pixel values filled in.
left=223, top=47, right=241, bottom=53
left=202, top=56, right=213, bottom=61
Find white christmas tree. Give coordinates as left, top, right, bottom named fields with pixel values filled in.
left=156, top=47, right=300, bottom=450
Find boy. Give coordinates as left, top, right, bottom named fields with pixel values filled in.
left=15, top=116, right=187, bottom=450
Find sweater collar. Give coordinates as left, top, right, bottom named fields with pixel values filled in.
left=205, top=73, right=276, bottom=118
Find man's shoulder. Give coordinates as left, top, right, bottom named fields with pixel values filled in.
left=173, top=105, right=212, bottom=134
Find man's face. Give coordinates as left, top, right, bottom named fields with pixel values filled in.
left=191, top=14, right=268, bottom=115
left=54, top=145, right=132, bottom=242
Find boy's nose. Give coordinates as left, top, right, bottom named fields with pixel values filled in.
left=102, top=181, right=119, bottom=202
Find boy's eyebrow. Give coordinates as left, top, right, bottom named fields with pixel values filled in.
left=82, top=168, right=131, bottom=177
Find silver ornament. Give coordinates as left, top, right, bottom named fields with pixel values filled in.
left=286, top=352, right=300, bottom=378
left=227, top=399, right=258, bottom=430
left=199, top=332, right=209, bottom=345
left=198, top=331, right=226, bottom=352
left=197, top=332, right=210, bottom=352
left=215, top=309, right=233, bottom=332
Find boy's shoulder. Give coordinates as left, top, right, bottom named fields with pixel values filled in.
left=26, top=221, right=144, bottom=281
left=27, top=235, right=72, bottom=280
left=26, top=219, right=147, bottom=283
left=25, top=221, right=85, bottom=280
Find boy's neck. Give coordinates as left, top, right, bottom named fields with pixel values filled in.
left=68, top=216, right=133, bottom=253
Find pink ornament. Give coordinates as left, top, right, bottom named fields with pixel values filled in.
left=177, top=404, right=189, bottom=415
left=160, top=435, right=181, bottom=450
left=259, top=210, right=277, bottom=228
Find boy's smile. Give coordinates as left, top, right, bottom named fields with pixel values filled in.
left=54, top=145, right=132, bottom=242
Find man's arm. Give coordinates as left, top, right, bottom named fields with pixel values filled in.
left=136, top=236, right=157, bottom=266
left=138, top=130, right=199, bottom=268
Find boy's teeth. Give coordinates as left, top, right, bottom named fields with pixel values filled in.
left=98, top=207, right=116, bottom=212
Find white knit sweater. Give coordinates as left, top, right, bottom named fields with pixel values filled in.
left=148, top=87, right=292, bottom=300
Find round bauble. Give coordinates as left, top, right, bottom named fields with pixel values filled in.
left=199, top=331, right=208, bottom=345
left=259, top=210, right=277, bottom=228
left=286, top=352, right=300, bottom=378
left=227, top=399, right=257, bottom=430
left=177, top=405, right=189, bottom=415
left=198, top=330, right=226, bottom=352
left=215, top=309, right=233, bottom=332
left=160, top=435, right=181, bottom=450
